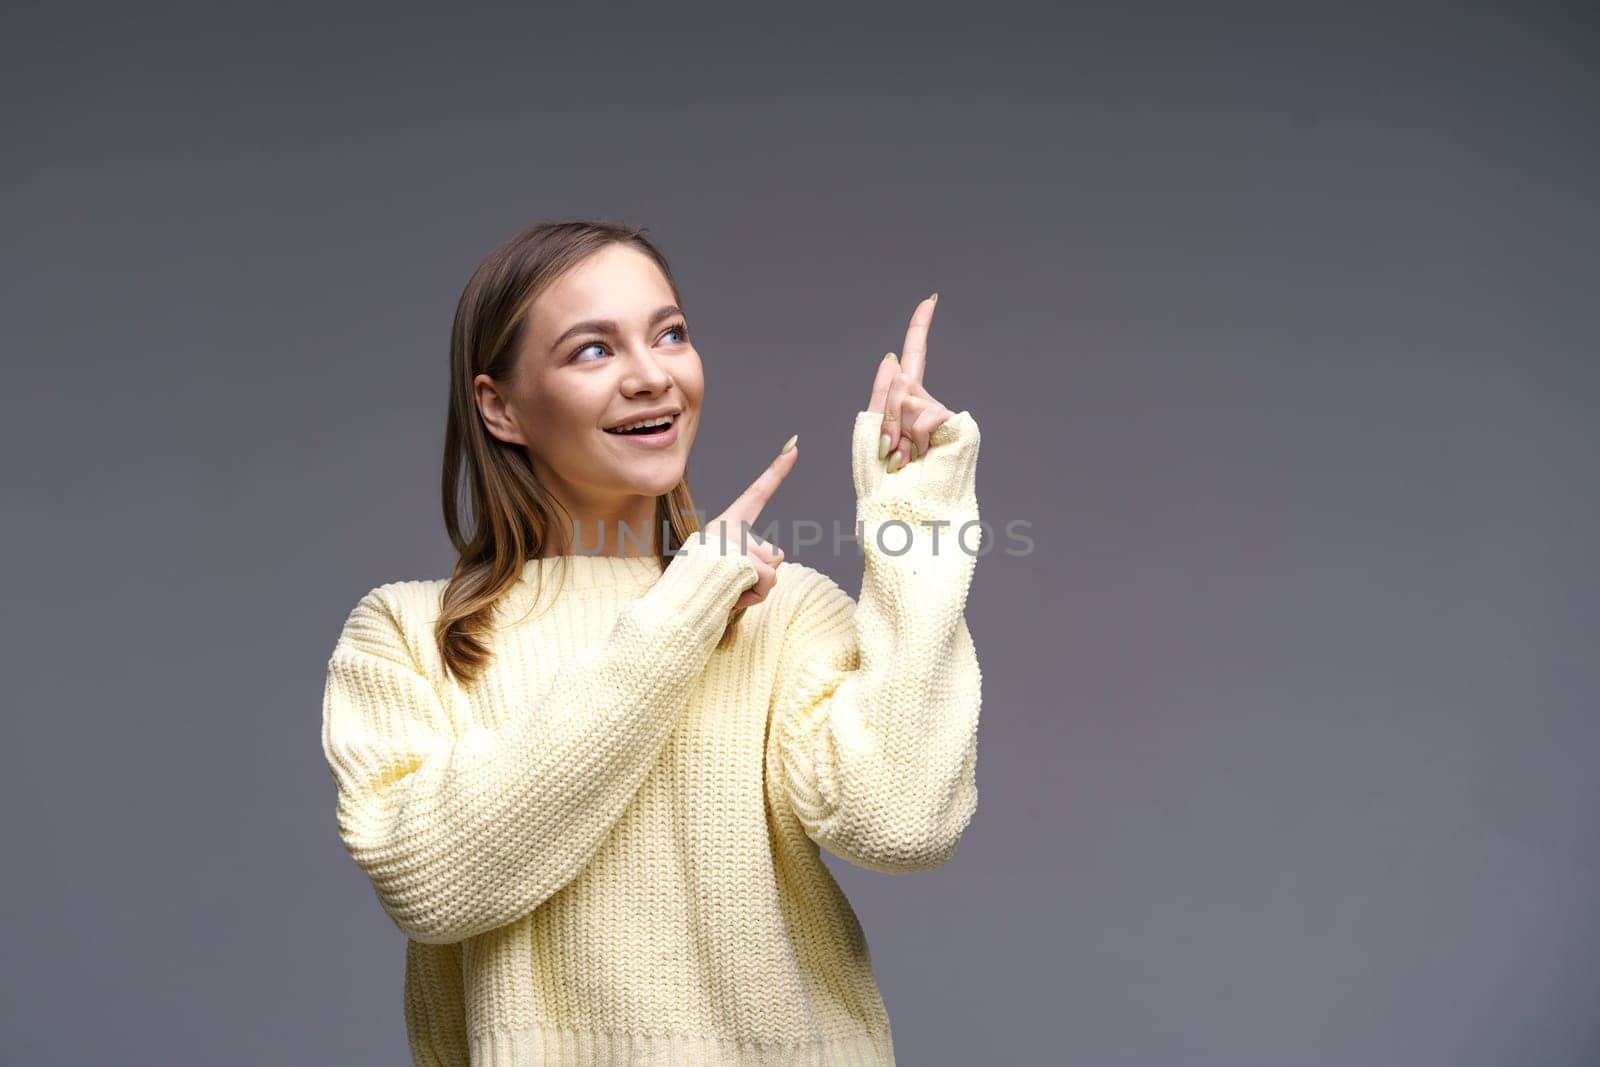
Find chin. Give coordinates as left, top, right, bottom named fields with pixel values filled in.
left=640, top=471, right=685, bottom=495
left=622, top=462, right=686, bottom=496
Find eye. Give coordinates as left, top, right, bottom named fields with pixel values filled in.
left=567, top=320, right=689, bottom=364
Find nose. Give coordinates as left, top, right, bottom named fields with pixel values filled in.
left=618, top=341, right=674, bottom=395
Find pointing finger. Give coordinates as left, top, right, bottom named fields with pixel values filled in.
left=897, top=293, right=937, bottom=388
left=722, top=436, right=799, bottom=529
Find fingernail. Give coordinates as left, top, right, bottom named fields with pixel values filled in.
left=887, top=450, right=904, bottom=473
left=882, top=351, right=896, bottom=362
left=878, top=433, right=892, bottom=460
left=929, top=292, right=939, bottom=304
left=909, top=440, right=919, bottom=461
left=780, top=433, right=797, bottom=454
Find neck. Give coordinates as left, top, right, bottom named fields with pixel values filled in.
left=541, top=502, right=663, bottom=558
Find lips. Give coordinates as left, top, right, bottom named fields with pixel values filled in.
left=603, top=414, right=677, bottom=435
left=603, top=409, right=681, bottom=432
left=602, top=413, right=681, bottom=448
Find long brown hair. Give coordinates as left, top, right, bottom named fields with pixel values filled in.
left=436, top=219, right=736, bottom=687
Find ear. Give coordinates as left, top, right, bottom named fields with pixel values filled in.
left=473, top=373, right=526, bottom=447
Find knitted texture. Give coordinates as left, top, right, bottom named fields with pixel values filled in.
left=321, top=409, right=983, bottom=1066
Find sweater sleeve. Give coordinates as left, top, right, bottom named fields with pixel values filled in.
left=769, top=409, right=983, bottom=874
left=321, top=532, right=758, bottom=944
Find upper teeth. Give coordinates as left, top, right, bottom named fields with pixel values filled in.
left=611, top=414, right=674, bottom=432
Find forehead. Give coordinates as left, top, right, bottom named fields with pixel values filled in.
left=533, top=244, right=672, bottom=324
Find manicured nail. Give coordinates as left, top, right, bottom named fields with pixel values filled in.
left=929, top=292, right=939, bottom=304
left=780, top=433, right=797, bottom=454
left=887, top=450, right=904, bottom=473
left=878, top=433, right=892, bottom=460
left=882, top=351, right=896, bottom=362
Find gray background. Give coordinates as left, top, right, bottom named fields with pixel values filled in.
left=4, top=2, right=1596, bottom=1064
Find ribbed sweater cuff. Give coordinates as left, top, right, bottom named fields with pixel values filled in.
left=852, top=408, right=980, bottom=513
left=636, top=530, right=759, bottom=645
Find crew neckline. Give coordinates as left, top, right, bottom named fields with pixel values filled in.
left=515, top=552, right=668, bottom=592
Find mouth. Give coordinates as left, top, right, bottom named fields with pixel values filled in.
left=602, top=412, right=681, bottom=447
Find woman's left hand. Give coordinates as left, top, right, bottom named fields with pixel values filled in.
left=868, top=293, right=956, bottom=472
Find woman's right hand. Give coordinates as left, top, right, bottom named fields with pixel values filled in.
left=700, top=435, right=798, bottom=611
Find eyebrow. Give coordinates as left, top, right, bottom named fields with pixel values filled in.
left=549, top=304, right=685, bottom=355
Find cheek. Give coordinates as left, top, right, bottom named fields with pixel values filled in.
left=517, top=388, right=594, bottom=457
left=524, top=376, right=593, bottom=427
left=679, top=353, right=706, bottom=402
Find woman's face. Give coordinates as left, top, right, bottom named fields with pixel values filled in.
left=476, top=242, right=704, bottom=523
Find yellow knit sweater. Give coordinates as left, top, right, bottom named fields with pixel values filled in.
left=321, top=409, right=983, bottom=1066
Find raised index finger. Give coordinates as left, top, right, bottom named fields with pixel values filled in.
left=897, top=293, right=937, bottom=387
left=722, top=444, right=798, bottom=529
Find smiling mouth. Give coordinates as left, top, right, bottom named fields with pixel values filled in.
left=603, top=413, right=679, bottom=437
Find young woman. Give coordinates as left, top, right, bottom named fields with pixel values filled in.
left=321, top=220, right=984, bottom=1066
